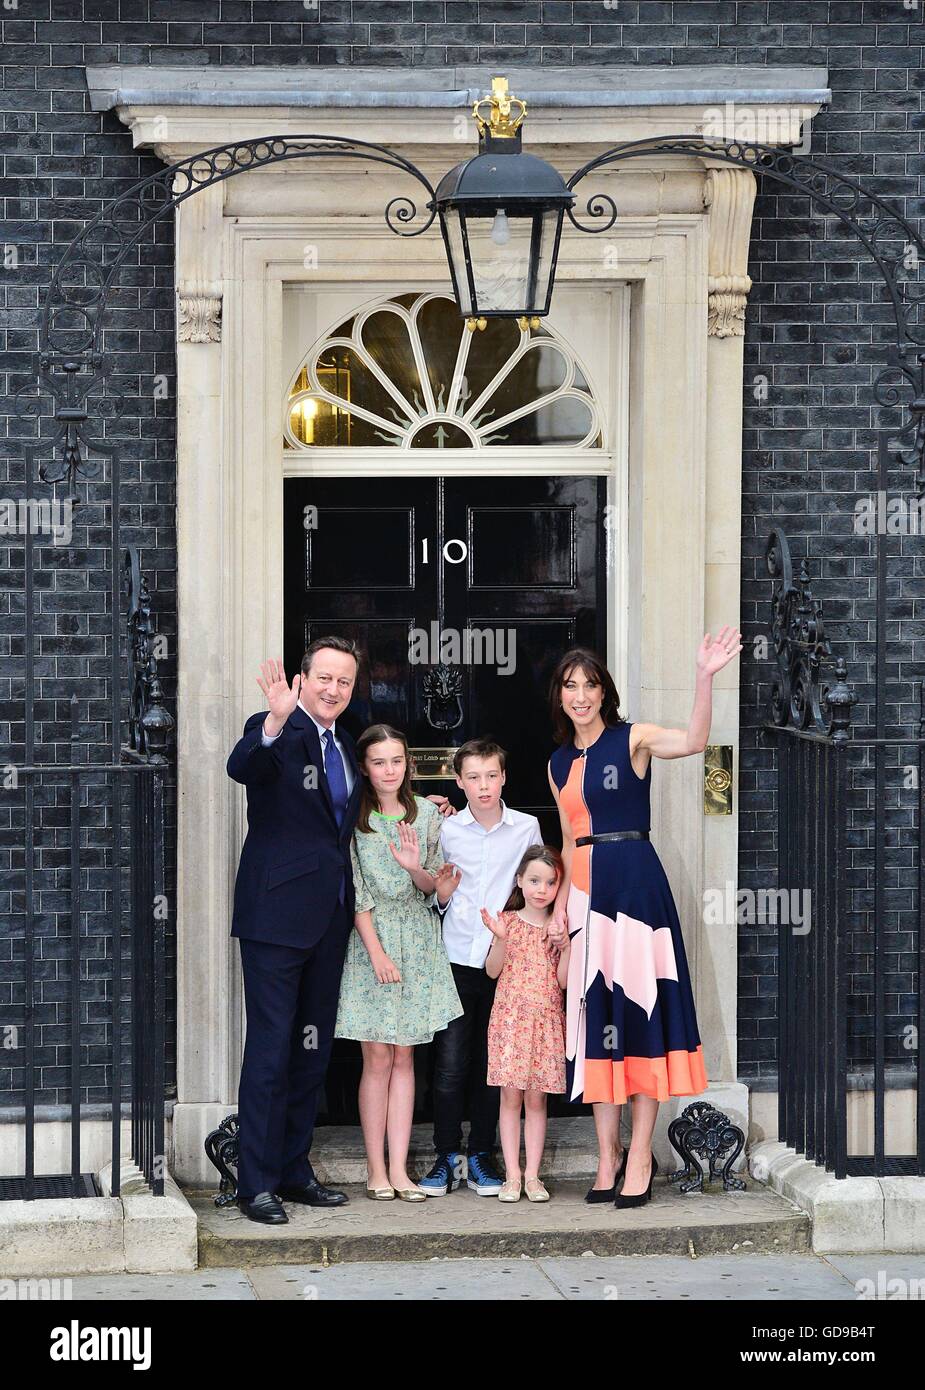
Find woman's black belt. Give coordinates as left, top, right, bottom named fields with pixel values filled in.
left=575, top=831, right=649, bottom=846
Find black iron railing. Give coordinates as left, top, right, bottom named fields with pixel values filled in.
left=128, top=757, right=167, bottom=1197
left=771, top=727, right=849, bottom=1176
left=8, top=756, right=168, bottom=1199
left=3, top=546, right=171, bottom=1200
left=765, top=528, right=925, bottom=1178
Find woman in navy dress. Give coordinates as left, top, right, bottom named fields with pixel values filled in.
left=547, top=631, right=741, bottom=1208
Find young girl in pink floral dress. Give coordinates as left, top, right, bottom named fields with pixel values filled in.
left=482, top=845, right=567, bottom=1203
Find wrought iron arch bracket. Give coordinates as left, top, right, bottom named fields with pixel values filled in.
left=14, top=132, right=925, bottom=497
left=16, top=134, right=438, bottom=499
left=566, top=136, right=925, bottom=494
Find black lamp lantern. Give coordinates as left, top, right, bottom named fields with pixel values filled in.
left=433, top=77, right=575, bottom=328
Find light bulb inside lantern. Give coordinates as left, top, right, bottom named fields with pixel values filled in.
left=490, top=208, right=510, bottom=247
left=293, top=396, right=318, bottom=443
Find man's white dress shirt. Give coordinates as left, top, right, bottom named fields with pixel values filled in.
left=261, top=701, right=355, bottom=796
left=438, top=801, right=542, bottom=969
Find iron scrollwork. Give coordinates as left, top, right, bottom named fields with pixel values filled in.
left=203, top=1113, right=240, bottom=1208
left=123, top=546, right=175, bottom=764
left=12, top=355, right=118, bottom=504
left=667, top=1101, right=747, bottom=1193
left=765, top=527, right=856, bottom=743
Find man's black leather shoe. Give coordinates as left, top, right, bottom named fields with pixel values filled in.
left=277, top=1177, right=348, bottom=1207
left=238, top=1191, right=289, bottom=1224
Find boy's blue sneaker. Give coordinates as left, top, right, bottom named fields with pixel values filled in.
left=419, top=1152, right=464, bottom=1197
left=466, top=1152, right=504, bottom=1196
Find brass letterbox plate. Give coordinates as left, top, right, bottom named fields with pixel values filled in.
left=704, top=744, right=733, bottom=815
left=409, top=747, right=458, bottom=781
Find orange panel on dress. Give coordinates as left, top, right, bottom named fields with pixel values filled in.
left=561, top=757, right=591, bottom=893
left=581, top=1046, right=707, bottom=1105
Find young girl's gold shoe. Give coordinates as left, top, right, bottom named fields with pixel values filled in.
left=394, top=1186, right=427, bottom=1202
left=524, top=1178, right=550, bottom=1202
left=498, top=1179, right=521, bottom=1202
left=365, top=1184, right=395, bottom=1200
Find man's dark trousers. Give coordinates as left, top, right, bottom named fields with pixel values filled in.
left=431, top=961, right=500, bottom=1156
left=236, top=906, right=350, bottom=1199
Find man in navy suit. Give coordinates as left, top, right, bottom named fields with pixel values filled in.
left=227, top=636, right=362, bottom=1224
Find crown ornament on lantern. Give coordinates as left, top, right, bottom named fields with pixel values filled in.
left=472, top=76, right=528, bottom=144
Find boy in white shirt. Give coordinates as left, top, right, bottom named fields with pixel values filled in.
left=420, top=738, right=542, bottom=1196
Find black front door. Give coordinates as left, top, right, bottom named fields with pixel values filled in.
left=283, top=474, right=606, bottom=1121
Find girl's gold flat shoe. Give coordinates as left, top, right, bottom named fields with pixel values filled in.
left=525, top=1179, right=550, bottom=1203
left=498, top=1179, right=521, bottom=1202
left=365, top=1184, right=395, bottom=1201
left=394, top=1186, right=427, bottom=1202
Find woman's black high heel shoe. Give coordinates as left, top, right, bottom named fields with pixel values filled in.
left=584, top=1147, right=628, bottom=1204
left=614, top=1155, right=658, bottom=1209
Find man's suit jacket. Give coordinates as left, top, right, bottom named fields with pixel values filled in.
left=226, top=705, right=362, bottom=949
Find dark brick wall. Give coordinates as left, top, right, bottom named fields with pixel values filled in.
left=738, top=10, right=925, bottom=1087
left=1, top=1, right=921, bottom=1107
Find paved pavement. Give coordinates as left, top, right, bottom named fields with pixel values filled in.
left=48, top=1253, right=925, bottom=1300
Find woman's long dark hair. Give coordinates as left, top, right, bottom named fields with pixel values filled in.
left=548, top=647, right=625, bottom=744
left=503, top=845, right=564, bottom=913
left=355, top=724, right=418, bottom=833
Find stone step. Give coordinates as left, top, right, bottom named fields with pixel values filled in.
left=191, top=1180, right=810, bottom=1267
left=309, top=1119, right=599, bottom=1183
left=298, top=1117, right=747, bottom=1184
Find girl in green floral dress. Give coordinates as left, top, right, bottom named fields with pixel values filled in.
left=335, top=724, right=463, bottom=1200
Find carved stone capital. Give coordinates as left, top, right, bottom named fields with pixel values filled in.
left=704, top=167, right=757, bottom=338
left=707, top=274, right=752, bottom=338
left=177, top=279, right=223, bottom=343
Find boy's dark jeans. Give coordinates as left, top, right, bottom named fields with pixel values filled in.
left=432, top=962, right=500, bottom=1157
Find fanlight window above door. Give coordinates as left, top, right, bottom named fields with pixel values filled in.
left=285, top=292, right=603, bottom=450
